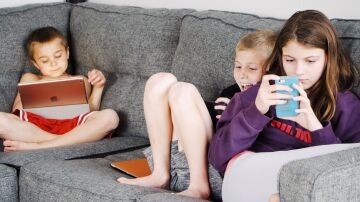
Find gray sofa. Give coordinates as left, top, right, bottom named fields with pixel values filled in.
left=1, top=2, right=360, bottom=202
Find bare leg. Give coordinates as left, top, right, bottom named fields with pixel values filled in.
left=168, top=82, right=213, bottom=199
left=118, top=72, right=177, bottom=188
left=3, top=109, right=119, bottom=151
left=0, top=112, right=58, bottom=142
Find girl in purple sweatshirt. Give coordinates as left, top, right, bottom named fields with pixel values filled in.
left=208, top=10, right=360, bottom=201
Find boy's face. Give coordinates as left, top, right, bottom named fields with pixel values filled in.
left=234, top=49, right=267, bottom=91
left=31, top=38, right=69, bottom=78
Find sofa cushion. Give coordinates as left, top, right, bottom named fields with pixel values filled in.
left=137, top=193, right=210, bottom=202
left=331, top=19, right=360, bottom=97
left=0, top=164, right=18, bottom=202
left=69, top=3, right=194, bottom=137
left=171, top=11, right=360, bottom=101
left=279, top=146, right=360, bottom=202
left=0, top=136, right=148, bottom=166
left=0, top=3, right=72, bottom=112
left=170, top=11, right=284, bottom=101
left=20, top=158, right=169, bottom=201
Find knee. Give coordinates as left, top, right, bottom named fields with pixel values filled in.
left=144, top=72, right=177, bottom=98
left=99, top=109, right=120, bottom=130
left=168, top=82, right=199, bottom=109
left=0, top=112, right=10, bottom=132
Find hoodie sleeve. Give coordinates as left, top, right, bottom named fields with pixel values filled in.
left=311, top=91, right=360, bottom=145
left=208, top=87, right=272, bottom=173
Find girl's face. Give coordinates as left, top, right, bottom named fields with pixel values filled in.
left=234, top=49, right=266, bottom=91
left=282, top=40, right=326, bottom=90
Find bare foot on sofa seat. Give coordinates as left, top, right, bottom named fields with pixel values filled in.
left=117, top=173, right=170, bottom=189
left=3, top=140, right=41, bottom=151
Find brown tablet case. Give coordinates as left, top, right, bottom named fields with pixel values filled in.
left=111, top=158, right=151, bottom=178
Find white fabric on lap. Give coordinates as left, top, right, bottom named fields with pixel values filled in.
left=222, top=143, right=360, bottom=202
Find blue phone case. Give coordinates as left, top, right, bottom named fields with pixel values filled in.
left=275, top=76, right=299, bottom=117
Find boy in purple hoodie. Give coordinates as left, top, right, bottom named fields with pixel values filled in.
left=208, top=10, right=360, bottom=201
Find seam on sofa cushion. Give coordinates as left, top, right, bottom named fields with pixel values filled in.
left=72, top=3, right=189, bottom=20
left=0, top=3, right=70, bottom=16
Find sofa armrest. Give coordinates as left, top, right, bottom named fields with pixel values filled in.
left=279, top=146, right=360, bottom=202
left=0, top=136, right=149, bottom=167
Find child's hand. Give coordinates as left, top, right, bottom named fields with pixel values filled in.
left=282, top=83, right=323, bottom=131
left=87, top=69, right=106, bottom=88
left=255, top=74, right=293, bottom=114
left=214, top=97, right=230, bottom=119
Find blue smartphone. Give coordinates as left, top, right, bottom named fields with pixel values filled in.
left=275, top=76, right=299, bottom=117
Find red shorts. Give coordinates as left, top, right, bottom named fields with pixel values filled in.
left=14, top=109, right=94, bottom=135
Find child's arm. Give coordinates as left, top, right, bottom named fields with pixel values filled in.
left=86, top=69, right=106, bottom=111
left=208, top=88, right=272, bottom=173
left=12, top=73, right=39, bottom=112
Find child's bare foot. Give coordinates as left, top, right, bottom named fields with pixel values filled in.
left=177, top=186, right=210, bottom=200
left=117, top=173, right=170, bottom=189
left=3, top=140, right=42, bottom=151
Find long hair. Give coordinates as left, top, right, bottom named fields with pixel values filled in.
left=266, top=10, right=357, bottom=122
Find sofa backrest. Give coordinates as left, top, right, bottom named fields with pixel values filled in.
left=171, top=11, right=360, bottom=101
left=0, top=3, right=72, bottom=112
left=70, top=3, right=193, bottom=137
left=171, top=11, right=284, bottom=100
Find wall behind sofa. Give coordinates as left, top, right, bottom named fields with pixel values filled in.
left=0, top=0, right=359, bottom=19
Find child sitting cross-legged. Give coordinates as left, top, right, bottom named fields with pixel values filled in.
left=0, top=26, right=119, bottom=151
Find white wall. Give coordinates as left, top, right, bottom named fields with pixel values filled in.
left=88, top=0, right=360, bottom=19
left=0, top=0, right=359, bottom=19
left=0, top=0, right=62, bottom=8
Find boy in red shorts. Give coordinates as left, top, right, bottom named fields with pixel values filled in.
left=0, top=26, right=119, bottom=151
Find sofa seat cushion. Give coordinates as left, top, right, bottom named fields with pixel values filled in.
left=0, top=3, right=72, bottom=112
left=70, top=3, right=194, bottom=137
left=137, top=193, right=210, bottom=202
left=0, top=164, right=18, bottom=202
left=20, top=158, right=170, bottom=201
left=279, top=146, right=360, bottom=202
left=0, top=136, right=149, bottom=167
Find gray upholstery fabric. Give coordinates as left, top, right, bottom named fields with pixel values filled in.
left=0, top=3, right=72, bottom=112
left=279, top=146, right=360, bottom=202
left=0, top=136, right=148, bottom=166
left=331, top=19, right=360, bottom=97
left=20, top=158, right=169, bottom=201
left=104, top=148, right=145, bottom=162
left=0, top=164, right=18, bottom=202
left=137, top=193, right=210, bottom=202
left=70, top=3, right=194, bottom=137
left=171, top=11, right=284, bottom=101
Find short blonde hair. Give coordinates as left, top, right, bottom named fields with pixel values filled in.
left=236, top=29, right=277, bottom=58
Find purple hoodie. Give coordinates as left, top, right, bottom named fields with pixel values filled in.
left=208, top=84, right=360, bottom=173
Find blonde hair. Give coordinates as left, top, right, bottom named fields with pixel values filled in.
left=236, top=30, right=277, bottom=73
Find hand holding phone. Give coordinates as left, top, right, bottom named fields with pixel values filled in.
left=275, top=76, right=299, bottom=117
